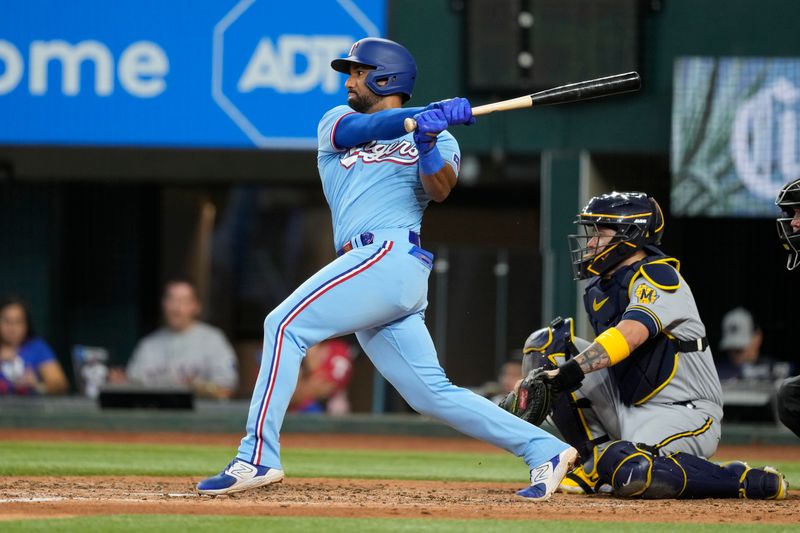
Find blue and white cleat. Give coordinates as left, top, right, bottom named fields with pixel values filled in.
left=197, top=458, right=285, bottom=495
left=517, top=447, right=579, bottom=502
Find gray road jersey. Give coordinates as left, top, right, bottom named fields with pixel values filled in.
left=625, top=271, right=723, bottom=409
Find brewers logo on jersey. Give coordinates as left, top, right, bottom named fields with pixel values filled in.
left=634, top=283, right=658, bottom=304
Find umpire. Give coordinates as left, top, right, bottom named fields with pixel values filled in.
left=775, top=178, right=800, bottom=437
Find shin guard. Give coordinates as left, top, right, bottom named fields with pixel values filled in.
left=663, top=452, right=740, bottom=498
left=596, top=441, right=749, bottom=499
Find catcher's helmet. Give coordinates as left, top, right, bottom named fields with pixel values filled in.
left=775, top=178, right=800, bottom=271
left=331, top=38, right=417, bottom=102
left=568, top=191, right=664, bottom=280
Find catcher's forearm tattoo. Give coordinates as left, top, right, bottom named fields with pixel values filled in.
left=573, top=341, right=611, bottom=374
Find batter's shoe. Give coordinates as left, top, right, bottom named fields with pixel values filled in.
left=196, top=458, right=284, bottom=495
left=517, top=446, right=579, bottom=502
left=721, top=461, right=789, bottom=500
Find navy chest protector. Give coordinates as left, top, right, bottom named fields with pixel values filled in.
left=583, top=254, right=678, bottom=406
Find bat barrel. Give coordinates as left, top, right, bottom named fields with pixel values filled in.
left=403, top=71, right=641, bottom=132
left=530, top=71, right=641, bottom=106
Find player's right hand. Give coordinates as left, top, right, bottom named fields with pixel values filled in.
left=412, top=109, right=448, bottom=154
left=430, top=97, right=476, bottom=126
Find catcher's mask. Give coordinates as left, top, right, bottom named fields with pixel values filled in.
left=568, top=191, right=664, bottom=280
left=775, top=178, right=800, bottom=271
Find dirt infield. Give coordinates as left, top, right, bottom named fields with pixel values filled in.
left=0, top=429, right=798, bottom=524
left=1, top=475, right=798, bottom=524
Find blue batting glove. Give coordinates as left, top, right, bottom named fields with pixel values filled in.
left=430, top=97, right=475, bottom=126
left=413, top=108, right=448, bottom=155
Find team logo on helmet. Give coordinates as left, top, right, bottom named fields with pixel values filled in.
left=330, top=37, right=417, bottom=102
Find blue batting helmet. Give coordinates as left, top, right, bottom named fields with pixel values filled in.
left=568, top=192, right=665, bottom=280
left=331, top=38, right=417, bottom=102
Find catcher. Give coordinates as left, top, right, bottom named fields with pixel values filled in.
left=502, top=191, right=788, bottom=499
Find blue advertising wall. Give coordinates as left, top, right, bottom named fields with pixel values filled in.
left=0, top=0, right=384, bottom=148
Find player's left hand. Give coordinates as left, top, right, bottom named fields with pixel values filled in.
left=412, top=109, right=448, bottom=154
left=430, top=97, right=476, bottom=126
left=499, top=367, right=553, bottom=426
left=546, top=358, right=585, bottom=394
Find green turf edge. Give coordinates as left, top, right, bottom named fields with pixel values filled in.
left=1, top=440, right=799, bottom=487
left=1, top=515, right=798, bottom=533
left=0, top=441, right=529, bottom=481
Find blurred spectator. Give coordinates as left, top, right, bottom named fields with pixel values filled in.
left=289, top=338, right=354, bottom=415
left=0, top=296, right=68, bottom=395
left=491, top=358, right=523, bottom=404
left=113, top=279, right=239, bottom=399
left=716, top=307, right=791, bottom=381
left=472, top=354, right=523, bottom=404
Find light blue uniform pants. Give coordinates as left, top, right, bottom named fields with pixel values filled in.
left=236, top=229, right=568, bottom=471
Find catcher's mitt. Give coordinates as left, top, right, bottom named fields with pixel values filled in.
left=499, top=367, right=553, bottom=426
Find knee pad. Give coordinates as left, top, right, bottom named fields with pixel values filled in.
left=645, top=454, right=689, bottom=499
left=595, top=441, right=654, bottom=497
left=596, top=441, right=689, bottom=498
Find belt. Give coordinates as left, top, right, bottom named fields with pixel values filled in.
left=337, top=230, right=420, bottom=256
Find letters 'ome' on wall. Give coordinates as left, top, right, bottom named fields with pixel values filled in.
left=0, top=0, right=385, bottom=148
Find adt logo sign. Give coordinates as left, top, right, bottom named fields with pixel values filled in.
left=214, top=0, right=381, bottom=149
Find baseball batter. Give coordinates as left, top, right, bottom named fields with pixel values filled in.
left=775, top=178, right=800, bottom=437
left=505, top=191, right=788, bottom=499
left=197, top=37, right=576, bottom=501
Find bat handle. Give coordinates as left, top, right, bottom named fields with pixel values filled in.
left=404, top=93, right=534, bottom=132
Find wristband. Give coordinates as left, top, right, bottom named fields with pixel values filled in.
left=555, top=358, right=585, bottom=393
left=595, top=327, right=631, bottom=365
left=419, top=145, right=445, bottom=175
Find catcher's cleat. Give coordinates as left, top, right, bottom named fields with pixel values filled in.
left=517, top=446, right=579, bottom=502
left=197, top=458, right=284, bottom=495
left=558, top=464, right=600, bottom=494
left=721, top=461, right=789, bottom=500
